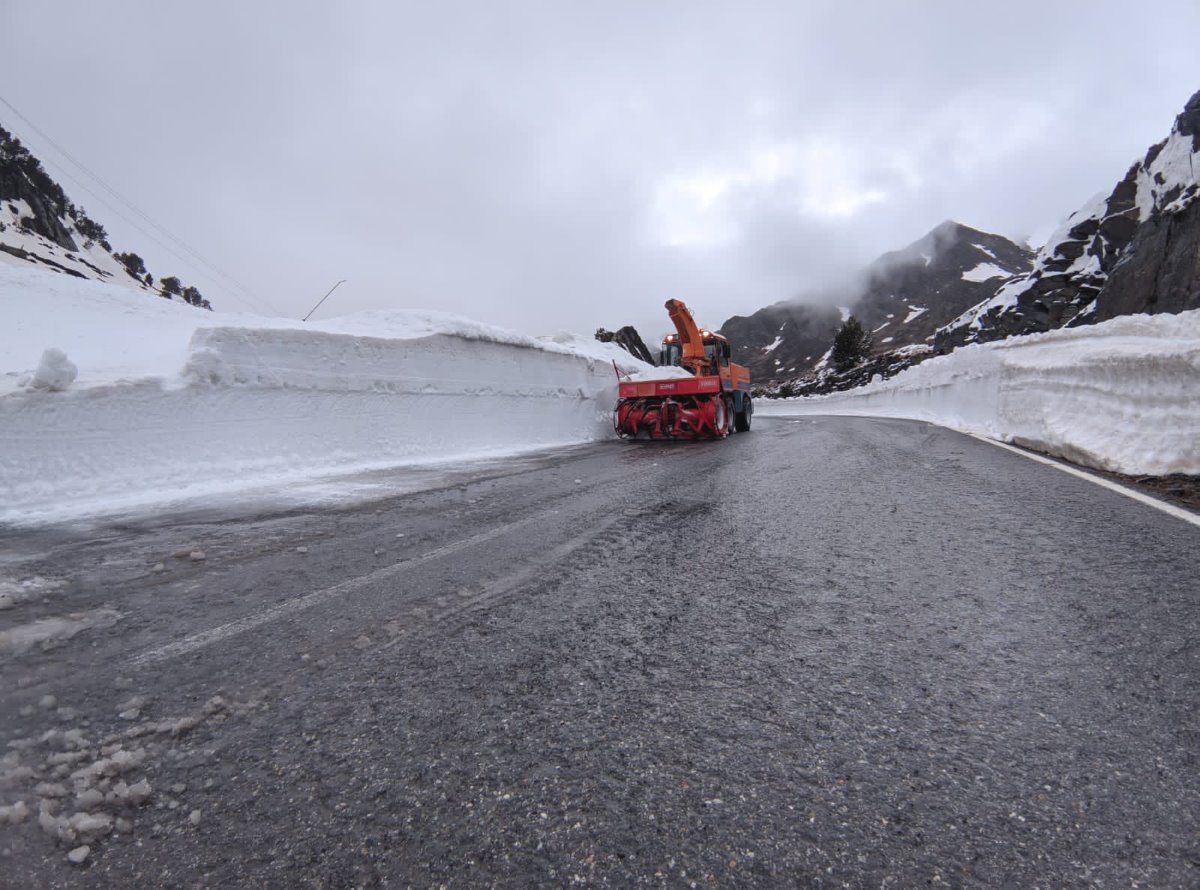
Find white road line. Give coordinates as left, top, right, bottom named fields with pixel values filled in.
left=130, top=510, right=556, bottom=666
left=966, top=433, right=1200, bottom=529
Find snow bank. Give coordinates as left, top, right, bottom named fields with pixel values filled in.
left=0, top=265, right=647, bottom=524
left=759, top=310, right=1200, bottom=476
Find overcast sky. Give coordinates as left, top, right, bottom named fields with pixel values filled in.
left=3, top=1, right=1199, bottom=341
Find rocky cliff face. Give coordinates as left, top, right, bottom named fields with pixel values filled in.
left=720, top=222, right=1033, bottom=382
left=0, top=169, right=77, bottom=252
left=937, top=89, right=1200, bottom=349
left=0, top=125, right=80, bottom=253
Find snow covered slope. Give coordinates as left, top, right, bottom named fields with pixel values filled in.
left=759, top=309, right=1200, bottom=476
left=0, top=264, right=648, bottom=524
left=0, top=196, right=137, bottom=285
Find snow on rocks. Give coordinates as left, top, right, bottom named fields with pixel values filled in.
left=961, top=262, right=1007, bottom=282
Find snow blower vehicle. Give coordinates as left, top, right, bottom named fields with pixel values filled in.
left=614, top=299, right=752, bottom=440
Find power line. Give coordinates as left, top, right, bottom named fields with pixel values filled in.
left=0, top=93, right=284, bottom=316
left=0, top=92, right=272, bottom=312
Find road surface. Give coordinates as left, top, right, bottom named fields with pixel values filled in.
left=2, top=416, right=1198, bottom=887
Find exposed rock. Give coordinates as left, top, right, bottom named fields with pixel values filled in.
left=1089, top=198, right=1200, bottom=322
left=1175, top=88, right=1200, bottom=150
left=759, top=344, right=933, bottom=399
left=595, top=325, right=655, bottom=364
left=0, top=128, right=78, bottom=252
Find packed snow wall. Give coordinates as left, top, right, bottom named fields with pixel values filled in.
left=759, top=310, right=1200, bottom=476
left=0, top=325, right=622, bottom=523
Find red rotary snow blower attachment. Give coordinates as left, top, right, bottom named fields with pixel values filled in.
left=614, top=299, right=753, bottom=440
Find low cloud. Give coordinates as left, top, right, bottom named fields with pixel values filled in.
left=2, top=2, right=1199, bottom=339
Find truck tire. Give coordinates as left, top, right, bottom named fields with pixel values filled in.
left=734, top=395, right=752, bottom=432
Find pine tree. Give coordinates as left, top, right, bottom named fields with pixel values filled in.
left=831, top=316, right=872, bottom=372
left=113, top=251, right=147, bottom=279
left=160, top=276, right=182, bottom=297
left=74, top=212, right=107, bottom=249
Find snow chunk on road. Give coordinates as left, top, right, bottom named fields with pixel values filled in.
left=0, top=609, right=122, bottom=655
left=23, top=348, right=78, bottom=392
left=0, top=575, right=66, bottom=610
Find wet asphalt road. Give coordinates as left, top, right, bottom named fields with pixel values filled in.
left=1, top=416, right=1198, bottom=888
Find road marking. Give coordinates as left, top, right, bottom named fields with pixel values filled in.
left=130, top=510, right=556, bottom=666
left=966, top=433, right=1200, bottom=529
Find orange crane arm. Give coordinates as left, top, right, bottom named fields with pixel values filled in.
left=665, top=298, right=708, bottom=373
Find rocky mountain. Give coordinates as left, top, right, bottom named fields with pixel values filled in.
left=721, top=222, right=1034, bottom=382
left=0, top=124, right=211, bottom=308
left=717, top=300, right=845, bottom=381
left=937, top=89, right=1200, bottom=349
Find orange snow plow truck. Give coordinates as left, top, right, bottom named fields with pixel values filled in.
left=614, top=299, right=752, bottom=440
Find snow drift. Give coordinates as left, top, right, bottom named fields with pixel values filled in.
left=0, top=264, right=645, bottom=524
left=759, top=309, right=1200, bottom=476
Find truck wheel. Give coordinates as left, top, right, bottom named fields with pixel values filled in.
left=735, top=396, right=752, bottom=432
left=713, top=396, right=730, bottom=438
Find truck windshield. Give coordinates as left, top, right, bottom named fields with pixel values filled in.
left=661, top=343, right=682, bottom=366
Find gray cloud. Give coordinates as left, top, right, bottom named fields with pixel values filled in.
left=3, top=1, right=1199, bottom=340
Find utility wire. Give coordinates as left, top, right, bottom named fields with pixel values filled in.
left=0, top=93, right=283, bottom=316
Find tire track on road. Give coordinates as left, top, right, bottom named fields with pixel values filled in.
left=386, top=501, right=708, bottom=639
left=129, top=507, right=562, bottom=666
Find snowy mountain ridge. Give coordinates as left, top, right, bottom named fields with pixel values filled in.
left=936, top=89, right=1200, bottom=349
left=719, top=221, right=1034, bottom=382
